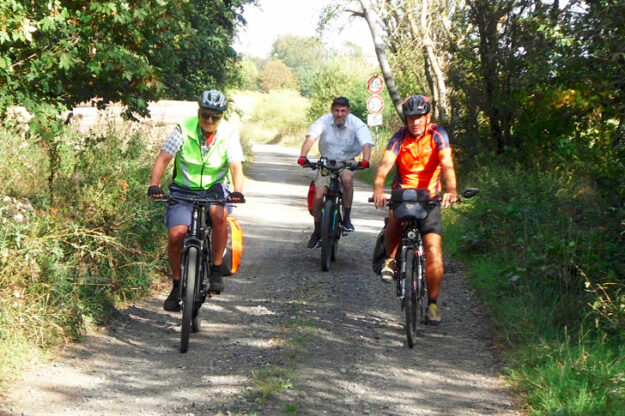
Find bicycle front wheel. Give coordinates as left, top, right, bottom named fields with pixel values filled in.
left=320, top=199, right=336, bottom=271
left=180, top=247, right=199, bottom=353
left=417, top=250, right=427, bottom=326
left=404, top=248, right=418, bottom=348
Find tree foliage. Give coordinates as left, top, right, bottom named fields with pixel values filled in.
left=258, top=58, right=299, bottom=92
left=270, top=35, right=327, bottom=95
left=0, top=0, right=254, bottom=119
left=307, top=58, right=372, bottom=123
left=237, top=59, right=260, bottom=91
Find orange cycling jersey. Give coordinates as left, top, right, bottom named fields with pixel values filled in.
left=385, top=123, right=451, bottom=197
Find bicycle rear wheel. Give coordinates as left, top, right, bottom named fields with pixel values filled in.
left=192, top=309, right=201, bottom=333
left=331, top=211, right=341, bottom=261
left=180, top=247, right=199, bottom=353
left=320, top=199, right=335, bottom=271
left=404, top=248, right=418, bottom=348
left=331, top=232, right=338, bottom=261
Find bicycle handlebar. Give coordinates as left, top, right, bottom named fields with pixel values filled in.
left=367, top=188, right=480, bottom=205
left=302, top=158, right=363, bottom=172
left=152, top=193, right=244, bottom=205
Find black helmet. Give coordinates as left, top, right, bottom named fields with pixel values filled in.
left=402, top=95, right=430, bottom=116
left=198, top=90, right=228, bottom=112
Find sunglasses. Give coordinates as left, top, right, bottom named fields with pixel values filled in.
left=200, top=112, right=222, bottom=122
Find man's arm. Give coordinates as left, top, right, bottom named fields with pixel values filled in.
left=361, top=143, right=372, bottom=162
left=229, top=161, right=244, bottom=193
left=373, top=151, right=397, bottom=208
left=150, top=151, right=174, bottom=187
left=299, top=135, right=317, bottom=158
left=439, top=150, right=458, bottom=208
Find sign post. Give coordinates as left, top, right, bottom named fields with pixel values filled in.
left=366, top=75, right=385, bottom=142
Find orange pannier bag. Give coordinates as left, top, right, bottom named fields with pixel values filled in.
left=222, top=216, right=243, bottom=276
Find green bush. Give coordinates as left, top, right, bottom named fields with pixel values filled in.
left=445, top=157, right=625, bottom=414
left=0, top=122, right=167, bottom=386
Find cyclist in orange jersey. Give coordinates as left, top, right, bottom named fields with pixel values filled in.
left=372, top=95, right=459, bottom=325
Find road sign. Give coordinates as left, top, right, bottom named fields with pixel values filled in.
left=367, top=75, right=384, bottom=94
left=367, top=113, right=383, bottom=127
left=366, top=94, right=384, bottom=114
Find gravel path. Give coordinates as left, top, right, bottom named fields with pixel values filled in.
left=1, top=144, right=520, bottom=416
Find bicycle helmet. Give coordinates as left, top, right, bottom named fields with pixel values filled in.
left=402, top=94, right=431, bottom=116
left=198, top=90, right=228, bottom=112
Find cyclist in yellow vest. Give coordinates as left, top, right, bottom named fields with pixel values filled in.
left=148, top=90, right=245, bottom=311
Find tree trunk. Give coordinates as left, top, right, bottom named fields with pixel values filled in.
left=468, top=0, right=505, bottom=153
left=358, top=0, right=404, bottom=120
left=411, top=0, right=449, bottom=123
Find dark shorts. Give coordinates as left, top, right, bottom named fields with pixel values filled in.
left=165, top=183, right=230, bottom=229
left=392, top=202, right=442, bottom=236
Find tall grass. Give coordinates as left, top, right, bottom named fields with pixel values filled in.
left=246, top=89, right=310, bottom=147
left=445, top=162, right=625, bottom=415
left=0, top=121, right=168, bottom=388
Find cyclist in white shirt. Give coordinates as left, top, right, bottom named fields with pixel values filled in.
left=298, top=97, right=374, bottom=248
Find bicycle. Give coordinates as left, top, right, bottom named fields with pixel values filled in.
left=303, top=158, right=363, bottom=271
left=155, top=193, right=242, bottom=353
left=370, top=187, right=480, bottom=348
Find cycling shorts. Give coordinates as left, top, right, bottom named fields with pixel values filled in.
left=314, top=159, right=355, bottom=188
left=392, top=202, right=442, bottom=236
left=165, top=182, right=231, bottom=229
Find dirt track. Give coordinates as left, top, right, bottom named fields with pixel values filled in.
left=1, top=144, right=519, bottom=416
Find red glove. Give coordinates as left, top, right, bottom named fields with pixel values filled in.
left=358, top=160, right=370, bottom=169
left=298, top=156, right=308, bottom=166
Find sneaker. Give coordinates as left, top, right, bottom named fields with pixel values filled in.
left=209, top=267, right=224, bottom=294
left=342, top=218, right=355, bottom=232
left=307, top=231, right=321, bottom=249
left=425, top=304, right=442, bottom=325
left=163, top=281, right=181, bottom=311
left=380, top=258, right=396, bottom=283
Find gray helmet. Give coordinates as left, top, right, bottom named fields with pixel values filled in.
left=198, top=90, right=228, bottom=112
left=402, top=95, right=431, bottom=116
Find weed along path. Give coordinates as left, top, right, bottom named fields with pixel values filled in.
left=2, top=144, right=519, bottom=416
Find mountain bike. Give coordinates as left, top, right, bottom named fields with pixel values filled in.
left=370, top=187, right=480, bottom=348
left=156, top=193, right=242, bottom=353
left=304, top=158, right=363, bottom=271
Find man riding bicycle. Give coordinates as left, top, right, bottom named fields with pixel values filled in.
left=147, top=90, right=245, bottom=311
left=298, top=96, right=374, bottom=248
left=372, top=95, right=459, bottom=325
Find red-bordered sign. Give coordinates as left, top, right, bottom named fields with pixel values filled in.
left=366, top=94, right=384, bottom=114
left=366, top=75, right=384, bottom=94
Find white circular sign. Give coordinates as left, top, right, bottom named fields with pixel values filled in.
left=367, top=94, right=384, bottom=114
left=367, top=75, right=384, bottom=94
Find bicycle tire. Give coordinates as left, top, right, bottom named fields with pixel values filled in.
left=331, top=208, right=341, bottom=262
left=417, top=249, right=427, bottom=325
left=404, top=248, right=418, bottom=348
left=180, top=247, right=199, bottom=353
left=320, top=199, right=335, bottom=271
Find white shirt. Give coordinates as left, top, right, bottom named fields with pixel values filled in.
left=306, top=113, right=374, bottom=161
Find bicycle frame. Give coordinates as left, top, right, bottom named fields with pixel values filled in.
left=321, top=166, right=344, bottom=235
left=156, top=193, right=228, bottom=352
left=304, top=158, right=361, bottom=271
left=370, top=187, right=480, bottom=347
left=179, top=200, right=212, bottom=306
left=396, top=222, right=426, bottom=300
